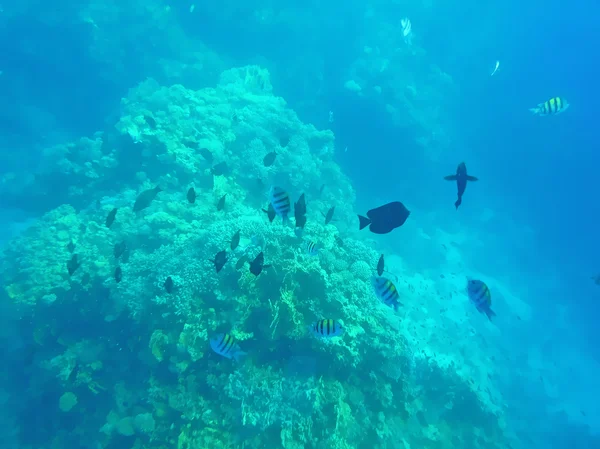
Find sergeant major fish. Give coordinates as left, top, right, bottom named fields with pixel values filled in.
left=467, top=278, right=496, bottom=321
left=310, top=319, right=344, bottom=338
left=269, top=186, right=291, bottom=223
left=210, top=333, right=247, bottom=361
left=444, top=162, right=478, bottom=210
left=371, top=276, right=403, bottom=311
left=530, top=97, right=569, bottom=116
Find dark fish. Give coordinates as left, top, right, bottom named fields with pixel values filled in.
left=67, top=241, right=76, bottom=253
left=263, top=151, right=277, bottom=167
left=144, top=115, right=157, bottom=129
left=269, top=186, right=291, bottom=223
left=358, top=201, right=410, bottom=234
left=310, top=319, right=344, bottom=338
left=210, top=333, right=246, bottom=361
left=212, top=161, right=229, bottom=176
left=294, top=193, right=306, bottom=218
left=295, top=214, right=307, bottom=230
left=199, top=148, right=213, bottom=163
left=210, top=250, right=228, bottom=273
left=249, top=252, right=269, bottom=276
left=133, top=186, right=162, bottom=212
left=371, top=276, right=403, bottom=311
left=377, top=254, right=385, bottom=276
left=187, top=187, right=196, bottom=204
left=182, top=140, right=199, bottom=149
left=324, top=206, right=335, bottom=225
left=114, top=266, right=122, bottom=283
left=467, top=279, right=496, bottom=321
left=231, top=230, right=240, bottom=251
left=262, top=202, right=276, bottom=222
left=67, top=254, right=80, bottom=276
left=217, top=194, right=226, bottom=211
left=106, top=208, right=118, bottom=228
left=444, top=162, right=478, bottom=210
left=235, top=254, right=249, bottom=270
left=164, top=276, right=174, bottom=293
left=114, top=241, right=127, bottom=259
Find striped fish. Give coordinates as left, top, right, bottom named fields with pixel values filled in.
left=209, top=333, right=247, bottom=361
left=304, top=240, right=319, bottom=256
left=310, top=319, right=344, bottom=338
left=466, top=279, right=496, bottom=321
left=401, top=17, right=412, bottom=38
left=371, top=276, right=403, bottom=311
left=530, top=97, right=569, bottom=116
left=269, top=186, right=291, bottom=223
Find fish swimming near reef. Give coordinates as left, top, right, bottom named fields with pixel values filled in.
left=371, top=276, right=403, bottom=311
left=67, top=240, right=76, bottom=253
left=262, top=202, right=276, bottom=223
left=187, top=187, right=196, bottom=204
left=231, top=230, right=241, bottom=251
left=199, top=148, right=213, bottom=163
left=67, top=254, right=80, bottom=276
left=401, top=17, right=412, bottom=43
left=249, top=251, right=270, bottom=276
left=529, top=97, right=569, bottom=116
left=105, top=207, right=118, bottom=228
left=358, top=202, right=410, bottom=234
left=466, top=279, right=496, bottom=321
left=444, top=162, right=478, bottom=210
left=294, top=193, right=306, bottom=218
left=212, top=161, right=229, bottom=176
left=114, top=266, right=122, bottom=283
left=164, top=276, right=174, bottom=293
left=304, top=240, right=320, bottom=256
left=217, top=194, right=226, bottom=211
left=210, top=333, right=247, bottom=361
left=269, top=186, right=291, bottom=223
left=324, top=206, right=335, bottom=225
left=235, top=254, right=249, bottom=270
left=133, top=186, right=162, bottom=213
left=263, top=151, right=277, bottom=167
left=377, top=254, right=385, bottom=276
left=210, top=250, right=228, bottom=273
left=310, top=319, right=344, bottom=338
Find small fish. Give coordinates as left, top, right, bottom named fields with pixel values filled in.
left=199, top=148, right=213, bottom=163
left=114, top=241, right=127, bottom=259
left=231, top=230, right=240, bottom=251
left=261, top=203, right=276, bottom=222
left=144, top=115, right=157, bottom=129
left=310, top=319, right=344, bottom=338
left=444, top=162, right=478, bottom=210
left=269, top=186, right=291, bottom=223
left=164, top=276, right=174, bottom=293
left=249, top=252, right=270, bottom=276
left=530, top=97, right=569, bottom=116
left=235, top=254, right=249, bottom=270
left=401, top=17, right=412, bottom=42
left=324, top=206, right=335, bottom=225
left=466, top=279, right=496, bottom=321
left=217, top=194, right=226, bottom=211
left=294, top=193, right=306, bottom=218
left=67, top=241, right=76, bottom=253
left=304, top=240, right=319, bottom=256
left=263, top=151, right=277, bottom=167
left=67, top=254, right=80, bottom=276
left=187, top=187, right=196, bottom=204
left=212, top=161, right=229, bottom=176
left=358, top=202, right=410, bottom=234
left=210, top=250, right=228, bottom=273
left=490, top=60, right=500, bottom=76
left=371, top=276, right=403, bottom=311
left=210, top=333, right=247, bottom=361
left=133, top=186, right=162, bottom=212
left=105, top=208, right=118, bottom=228
left=114, top=266, right=122, bottom=283
left=377, top=254, right=385, bottom=276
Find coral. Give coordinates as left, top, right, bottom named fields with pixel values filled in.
left=58, top=392, right=78, bottom=412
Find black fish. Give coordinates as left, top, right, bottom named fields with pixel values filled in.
left=444, top=162, right=478, bottom=210
left=212, top=162, right=229, bottom=176
left=324, top=206, right=335, bottom=225
left=144, top=115, right=157, bottom=129
left=67, top=254, right=80, bottom=276
left=187, top=187, right=196, bottom=204
left=114, top=266, right=122, bottom=283
left=249, top=251, right=270, bottom=276
left=295, top=214, right=307, bottom=229
left=295, top=193, right=306, bottom=217
left=231, top=230, right=241, bottom=251
left=263, top=151, right=277, bottom=167
left=199, top=148, right=213, bottom=163
left=114, top=241, right=127, bottom=259
left=235, top=254, right=249, bottom=270
left=262, top=203, right=276, bottom=222
left=164, top=276, right=174, bottom=293
left=358, top=201, right=410, bottom=234
left=106, top=208, right=118, bottom=228
left=67, top=241, right=76, bottom=253
left=377, top=254, right=385, bottom=276
left=133, top=186, right=162, bottom=212
left=210, top=250, right=228, bottom=273
left=217, top=194, right=226, bottom=211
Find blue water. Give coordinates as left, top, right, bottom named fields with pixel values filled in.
left=1, top=1, right=599, bottom=449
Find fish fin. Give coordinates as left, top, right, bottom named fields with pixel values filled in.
left=444, top=175, right=457, bottom=181
left=358, top=215, right=371, bottom=230
left=233, top=351, right=248, bottom=362
left=529, top=107, right=540, bottom=115
left=454, top=198, right=462, bottom=209
left=466, top=176, right=478, bottom=181
left=485, top=308, right=496, bottom=321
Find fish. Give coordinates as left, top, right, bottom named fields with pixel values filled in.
left=217, top=194, right=226, bottom=211
left=212, top=161, right=229, bottom=176
left=114, top=266, right=122, bottom=283
left=105, top=207, right=118, bottom=228
left=133, top=186, right=162, bottom=212
left=591, top=274, right=600, bottom=286
left=401, top=17, right=412, bottom=42
left=371, top=276, right=403, bottom=311
left=114, top=241, right=127, bottom=259
left=358, top=202, right=410, bottom=234
left=67, top=241, right=76, bottom=253
left=164, top=276, right=174, bottom=293
left=210, top=333, right=247, bottom=361
left=144, top=115, right=157, bottom=129
left=295, top=214, right=306, bottom=229
left=466, top=279, right=496, bottom=321
left=187, top=187, right=196, bottom=204
left=294, top=193, right=306, bottom=217
left=334, top=235, right=344, bottom=247
left=210, top=250, right=228, bottom=273
left=235, top=254, right=249, bottom=270
left=444, top=162, right=478, bottom=210
left=324, top=206, right=335, bottom=225
left=269, top=186, right=291, bottom=223
left=377, top=254, right=385, bottom=276
left=490, top=60, right=500, bottom=76
left=231, top=230, right=240, bottom=251
left=261, top=203, right=276, bottom=222
left=304, top=240, right=319, bottom=256
left=530, top=97, right=569, bottom=116
left=249, top=251, right=270, bottom=276
left=263, top=151, right=277, bottom=167
left=310, top=319, right=344, bottom=338
left=199, top=148, right=213, bottom=163
left=182, top=140, right=199, bottom=149
left=67, top=254, right=80, bottom=276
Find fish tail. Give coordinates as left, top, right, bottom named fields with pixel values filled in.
left=485, top=307, right=496, bottom=321
left=358, top=215, right=371, bottom=230
left=454, top=197, right=462, bottom=209
left=529, top=107, right=540, bottom=115
left=466, top=175, right=478, bottom=182
left=444, top=175, right=457, bottom=181
left=233, top=350, right=248, bottom=362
